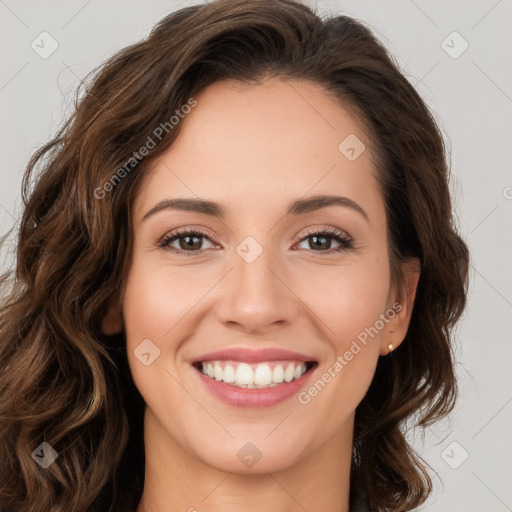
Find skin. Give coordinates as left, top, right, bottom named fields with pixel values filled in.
left=102, top=77, right=420, bottom=512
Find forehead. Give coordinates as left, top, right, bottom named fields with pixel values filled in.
left=134, top=78, right=383, bottom=224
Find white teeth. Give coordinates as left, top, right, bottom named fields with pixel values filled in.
left=272, top=365, right=284, bottom=383
left=284, top=363, right=295, bottom=382
left=235, top=363, right=253, bottom=385
left=199, top=361, right=308, bottom=388
left=222, top=364, right=235, bottom=383
left=254, top=364, right=272, bottom=385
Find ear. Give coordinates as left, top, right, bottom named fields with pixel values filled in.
left=100, top=294, right=124, bottom=335
left=379, top=257, right=421, bottom=356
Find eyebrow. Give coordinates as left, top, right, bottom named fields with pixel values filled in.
left=142, top=194, right=369, bottom=223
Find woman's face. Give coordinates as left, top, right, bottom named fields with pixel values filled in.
left=105, top=77, right=418, bottom=474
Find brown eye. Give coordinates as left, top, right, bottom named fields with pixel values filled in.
left=296, top=228, right=353, bottom=252
left=158, top=229, right=215, bottom=256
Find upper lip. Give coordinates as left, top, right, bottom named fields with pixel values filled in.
left=192, top=347, right=317, bottom=364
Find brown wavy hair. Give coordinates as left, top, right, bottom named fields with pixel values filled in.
left=0, top=0, right=469, bottom=510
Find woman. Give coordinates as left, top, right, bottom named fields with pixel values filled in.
left=0, top=0, right=470, bottom=511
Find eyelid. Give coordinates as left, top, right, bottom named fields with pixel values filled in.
left=296, top=225, right=351, bottom=241
left=293, top=225, right=353, bottom=250
left=157, top=226, right=218, bottom=248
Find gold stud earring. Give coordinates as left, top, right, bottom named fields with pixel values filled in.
left=388, top=343, right=394, bottom=354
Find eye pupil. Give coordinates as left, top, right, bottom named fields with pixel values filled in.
left=310, top=235, right=330, bottom=250
left=181, top=235, right=202, bottom=250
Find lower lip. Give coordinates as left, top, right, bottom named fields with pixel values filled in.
left=193, top=364, right=317, bottom=408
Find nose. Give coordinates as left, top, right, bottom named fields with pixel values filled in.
left=214, top=246, right=300, bottom=335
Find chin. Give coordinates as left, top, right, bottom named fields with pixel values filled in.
left=198, top=443, right=302, bottom=475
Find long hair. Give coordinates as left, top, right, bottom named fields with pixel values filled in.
left=0, top=1, right=470, bottom=510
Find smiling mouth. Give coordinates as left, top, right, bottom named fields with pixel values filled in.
left=192, top=360, right=318, bottom=389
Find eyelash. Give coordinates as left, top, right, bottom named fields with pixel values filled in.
left=157, top=226, right=353, bottom=257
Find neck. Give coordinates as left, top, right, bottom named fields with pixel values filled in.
left=136, top=406, right=354, bottom=512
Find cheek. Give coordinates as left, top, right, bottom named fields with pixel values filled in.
left=295, top=255, right=389, bottom=405
left=298, top=343, right=378, bottom=437
left=296, top=256, right=391, bottom=346
left=299, top=258, right=390, bottom=416
left=297, top=267, right=388, bottom=425
left=122, top=257, right=197, bottom=343
left=121, top=259, right=180, bottom=390
left=121, top=259, right=196, bottom=427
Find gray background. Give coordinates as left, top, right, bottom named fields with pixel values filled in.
left=1, top=1, right=511, bottom=511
